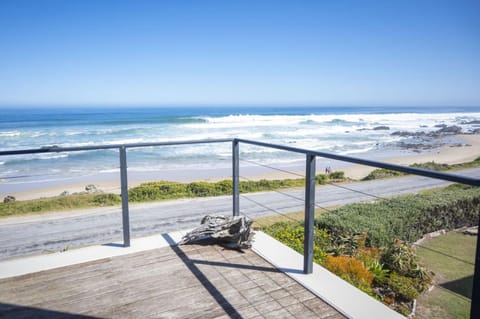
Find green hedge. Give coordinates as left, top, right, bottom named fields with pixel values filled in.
left=128, top=173, right=345, bottom=203
left=315, top=186, right=480, bottom=247
left=0, top=193, right=122, bottom=217
left=362, top=158, right=480, bottom=181
left=1, top=172, right=346, bottom=216
left=362, top=169, right=404, bottom=181
left=128, top=181, right=189, bottom=201
left=262, top=222, right=328, bottom=263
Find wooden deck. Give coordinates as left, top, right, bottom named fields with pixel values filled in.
left=0, top=241, right=345, bottom=319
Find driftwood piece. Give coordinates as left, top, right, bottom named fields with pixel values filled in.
left=179, top=215, right=254, bottom=249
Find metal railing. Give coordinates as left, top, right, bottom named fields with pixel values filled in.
left=233, top=138, right=480, bottom=319
left=1, top=138, right=479, bottom=318
left=0, top=138, right=232, bottom=247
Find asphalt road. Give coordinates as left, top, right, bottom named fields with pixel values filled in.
left=1, top=168, right=479, bottom=260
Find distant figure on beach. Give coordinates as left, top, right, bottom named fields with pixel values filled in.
left=325, top=166, right=332, bottom=174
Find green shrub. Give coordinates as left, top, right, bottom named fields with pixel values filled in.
left=444, top=183, right=474, bottom=191
left=368, top=261, right=390, bottom=285
left=186, top=181, right=218, bottom=197
left=316, top=174, right=328, bottom=184
left=261, top=220, right=431, bottom=311
left=410, top=161, right=450, bottom=171
left=329, top=171, right=345, bottom=180
left=3, top=175, right=336, bottom=215
left=128, top=174, right=346, bottom=202
left=381, top=241, right=432, bottom=284
left=262, top=222, right=328, bottom=264
left=316, top=172, right=346, bottom=183
left=362, top=158, right=480, bottom=181
left=214, top=179, right=232, bottom=193
left=325, top=232, right=365, bottom=257
left=128, top=181, right=188, bottom=201
left=324, top=255, right=374, bottom=292
left=315, top=187, right=480, bottom=247
left=0, top=193, right=121, bottom=217
left=387, top=272, right=420, bottom=301
left=238, top=178, right=305, bottom=193
left=362, top=169, right=404, bottom=181
left=93, top=193, right=121, bottom=206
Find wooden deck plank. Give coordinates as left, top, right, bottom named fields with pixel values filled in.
left=0, top=244, right=345, bottom=319
left=5, top=258, right=192, bottom=306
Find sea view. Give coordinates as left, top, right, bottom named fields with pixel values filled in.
left=1, top=106, right=479, bottom=184
left=1, top=1, right=479, bottom=318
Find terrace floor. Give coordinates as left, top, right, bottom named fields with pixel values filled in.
left=0, top=239, right=345, bottom=319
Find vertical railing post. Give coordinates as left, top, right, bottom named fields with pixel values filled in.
left=470, top=214, right=480, bottom=319
left=304, top=154, right=316, bottom=274
left=232, top=139, right=240, bottom=216
left=119, top=146, right=131, bottom=247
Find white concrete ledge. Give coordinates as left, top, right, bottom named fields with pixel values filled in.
left=252, top=231, right=405, bottom=319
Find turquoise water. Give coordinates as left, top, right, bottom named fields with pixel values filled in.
left=1, top=106, right=479, bottom=182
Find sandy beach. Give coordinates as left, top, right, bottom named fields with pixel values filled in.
left=2, top=134, right=479, bottom=201
left=343, top=134, right=480, bottom=179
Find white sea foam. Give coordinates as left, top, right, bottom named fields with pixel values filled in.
left=2, top=109, right=479, bottom=181
left=0, top=131, right=21, bottom=137
left=38, top=153, right=69, bottom=160
left=64, top=130, right=87, bottom=136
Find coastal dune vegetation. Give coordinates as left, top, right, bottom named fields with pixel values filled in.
left=362, top=157, right=480, bottom=181
left=0, top=193, right=121, bottom=217
left=0, top=172, right=345, bottom=217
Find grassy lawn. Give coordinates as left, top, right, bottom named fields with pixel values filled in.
left=415, top=231, right=476, bottom=319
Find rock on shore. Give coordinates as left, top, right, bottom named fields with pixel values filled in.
left=390, top=124, right=480, bottom=151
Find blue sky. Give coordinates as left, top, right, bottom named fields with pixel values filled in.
left=0, top=0, right=479, bottom=107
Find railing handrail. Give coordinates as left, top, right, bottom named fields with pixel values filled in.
left=2, top=136, right=479, bottom=186
left=0, top=138, right=234, bottom=156
left=235, top=138, right=480, bottom=186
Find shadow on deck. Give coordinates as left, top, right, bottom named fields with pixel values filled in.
left=0, top=239, right=344, bottom=319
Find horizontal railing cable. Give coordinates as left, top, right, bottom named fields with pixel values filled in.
left=434, top=284, right=472, bottom=302
left=236, top=138, right=480, bottom=187
left=238, top=158, right=387, bottom=210
left=413, top=242, right=475, bottom=266
left=240, top=158, right=305, bottom=178
left=0, top=138, right=233, bottom=156
left=239, top=174, right=333, bottom=213
left=324, top=181, right=386, bottom=201
left=239, top=194, right=302, bottom=224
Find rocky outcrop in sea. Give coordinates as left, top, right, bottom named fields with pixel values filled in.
left=390, top=124, right=479, bottom=151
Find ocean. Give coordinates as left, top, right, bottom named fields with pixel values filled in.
left=1, top=106, right=480, bottom=188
